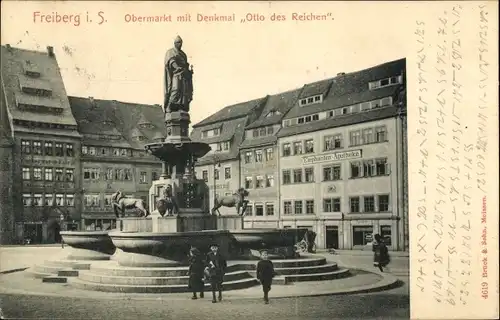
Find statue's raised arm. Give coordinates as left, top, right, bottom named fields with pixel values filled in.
left=163, top=36, right=194, bottom=114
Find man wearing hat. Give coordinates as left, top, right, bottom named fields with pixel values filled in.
left=256, top=249, right=276, bottom=304
left=205, top=243, right=227, bottom=303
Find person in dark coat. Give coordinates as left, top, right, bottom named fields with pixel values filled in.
left=188, top=247, right=205, bottom=299
left=256, top=249, right=276, bottom=304
left=206, top=243, right=227, bottom=303
left=372, top=234, right=390, bottom=272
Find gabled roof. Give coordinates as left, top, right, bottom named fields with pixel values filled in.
left=245, top=88, right=302, bottom=130
left=0, top=45, right=79, bottom=130
left=283, top=58, right=406, bottom=120
left=192, top=97, right=267, bottom=128
left=68, top=96, right=165, bottom=149
left=239, top=135, right=277, bottom=150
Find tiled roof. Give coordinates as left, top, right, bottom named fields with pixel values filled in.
left=298, top=78, right=333, bottom=99
left=245, top=88, right=302, bottom=129
left=239, top=135, right=277, bottom=150
left=277, top=105, right=402, bottom=138
left=192, top=97, right=267, bottom=127
left=0, top=45, right=79, bottom=128
left=283, top=58, right=406, bottom=120
left=68, top=96, right=165, bottom=150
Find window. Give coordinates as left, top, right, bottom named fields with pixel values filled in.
left=267, top=126, right=274, bottom=135
left=380, top=225, right=392, bottom=246
left=65, top=168, right=74, bottom=182
left=256, top=176, right=265, bottom=188
left=353, top=226, right=373, bottom=246
left=246, top=204, right=253, bottom=216
left=362, top=128, right=374, bottom=144
left=323, top=198, right=341, bottom=212
left=202, top=131, right=208, bottom=138
left=375, top=158, right=389, bottom=176
left=375, top=126, right=387, bottom=142
left=222, top=141, right=230, bottom=151
left=213, top=128, right=220, bottom=136
left=255, top=204, right=264, bottom=216
left=65, top=144, right=74, bottom=157
left=33, top=141, right=42, bottom=155
left=266, top=175, right=274, bottom=187
left=44, top=194, right=54, bottom=206
left=252, top=130, right=259, bottom=138
left=259, top=128, right=266, bottom=136
left=44, top=168, right=53, bottom=181
left=244, top=151, right=252, bottom=164
left=124, top=169, right=132, bottom=180
left=350, top=197, right=360, bottom=212
left=55, top=143, right=63, bottom=156
left=324, top=134, right=342, bottom=151
left=214, top=169, right=220, bottom=180
left=21, top=140, right=31, bottom=154
left=66, top=194, right=75, bottom=207
left=224, top=167, right=231, bottom=179
left=282, top=170, right=291, bottom=184
left=266, top=203, right=274, bottom=216
left=85, top=168, right=100, bottom=180
left=255, top=150, right=263, bottom=163
left=55, top=194, right=64, bottom=206
left=104, top=194, right=114, bottom=206
left=152, top=171, right=159, bottom=181
left=363, top=160, right=374, bottom=177
left=22, top=167, right=31, bottom=180
left=264, top=148, right=274, bottom=161
left=380, top=97, right=392, bottom=107
left=82, top=146, right=88, bottom=155
left=140, top=172, right=147, bottom=183
left=202, top=170, right=208, bottom=182
left=293, top=169, right=302, bottom=183
left=105, top=168, right=113, bottom=180
left=42, top=141, right=52, bottom=156
left=294, top=200, right=303, bottom=214
left=293, top=141, right=302, bottom=155
left=33, top=168, right=42, bottom=180
left=282, top=143, right=291, bottom=156
left=378, top=195, right=390, bottom=212
left=305, top=167, right=314, bottom=182
left=245, top=176, right=253, bottom=189
left=100, top=147, right=107, bottom=155
left=349, top=131, right=362, bottom=146
left=284, top=201, right=292, bottom=215
left=306, top=200, right=315, bottom=214
left=55, top=168, right=63, bottom=181
left=113, top=148, right=120, bottom=156
left=85, top=194, right=100, bottom=207
left=364, top=196, right=375, bottom=212
left=350, top=162, right=361, bottom=178
left=23, top=194, right=32, bottom=206
left=323, top=165, right=341, bottom=181
left=305, top=139, right=314, bottom=153
left=33, top=194, right=42, bottom=206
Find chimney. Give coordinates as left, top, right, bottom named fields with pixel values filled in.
left=6, top=44, right=12, bottom=51
left=47, top=46, right=54, bottom=57
left=89, top=96, right=96, bottom=107
left=337, top=72, right=346, bottom=76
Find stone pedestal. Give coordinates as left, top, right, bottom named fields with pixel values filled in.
left=119, top=217, right=152, bottom=232
left=216, top=215, right=244, bottom=231
left=164, top=111, right=191, bottom=144
left=151, top=209, right=216, bottom=233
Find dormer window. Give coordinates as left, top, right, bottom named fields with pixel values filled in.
left=23, top=60, right=41, bottom=78
left=299, top=94, right=323, bottom=107
left=266, top=110, right=281, bottom=117
left=202, top=127, right=221, bottom=138
left=369, top=75, right=402, bottom=90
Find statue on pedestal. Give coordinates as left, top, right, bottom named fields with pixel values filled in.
left=211, top=188, right=250, bottom=216
left=156, top=184, right=179, bottom=217
left=163, top=36, right=194, bottom=114
left=111, top=191, right=149, bottom=218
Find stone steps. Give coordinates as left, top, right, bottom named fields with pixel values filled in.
left=69, top=277, right=260, bottom=293
left=78, top=270, right=252, bottom=286
left=283, top=268, right=350, bottom=283
left=273, top=263, right=338, bottom=275
left=44, top=260, right=91, bottom=270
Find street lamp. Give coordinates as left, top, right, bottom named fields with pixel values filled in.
left=213, top=155, right=221, bottom=210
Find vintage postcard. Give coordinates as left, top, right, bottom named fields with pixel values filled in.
left=0, top=1, right=498, bottom=319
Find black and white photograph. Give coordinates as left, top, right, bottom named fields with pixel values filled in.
left=0, top=1, right=498, bottom=320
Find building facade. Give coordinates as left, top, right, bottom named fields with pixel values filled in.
left=0, top=45, right=165, bottom=244
left=193, top=58, right=408, bottom=251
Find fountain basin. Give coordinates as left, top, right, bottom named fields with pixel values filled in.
left=230, top=228, right=307, bottom=249
left=60, top=231, right=115, bottom=260
left=108, top=230, right=231, bottom=267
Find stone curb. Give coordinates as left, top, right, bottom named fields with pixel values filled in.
left=317, top=250, right=410, bottom=257
left=0, top=268, right=400, bottom=301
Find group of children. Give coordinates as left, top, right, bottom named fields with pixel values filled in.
left=188, top=244, right=276, bottom=304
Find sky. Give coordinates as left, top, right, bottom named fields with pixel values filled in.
left=0, top=1, right=414, bottom=125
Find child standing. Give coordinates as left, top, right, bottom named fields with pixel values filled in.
left=256, top=249, right=276, bottom=304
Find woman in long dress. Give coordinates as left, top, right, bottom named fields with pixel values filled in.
left=372, top=234, right=390, bottom=272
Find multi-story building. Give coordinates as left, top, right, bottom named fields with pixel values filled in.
left=192, top=58, right=408, bottom=251
left=1, top=44, right=82, bottom=244
left=191, top=98, right=267, bottom=214
left=239, top=88, right=302, bottom=228
left=69, top=97, right=164, bottom=231
left=0, top=44, right=166, bottom=244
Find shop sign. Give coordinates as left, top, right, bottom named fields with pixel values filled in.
left=208, top=183, right=229, bottom=190
left=302, top=149, right=362, bottom=165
